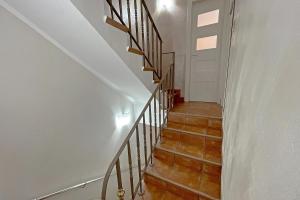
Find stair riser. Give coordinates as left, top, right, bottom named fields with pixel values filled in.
left=144, top=173, right=215, bottom=200
left=144, top=173, right=199, bottom=200
left=162, top=128, right=222, bottom=142
left=162, top=130, right=222, bottom=158
left=154, top=148, right=221, bottom=177
left=168, top=113, right=222, bottom=129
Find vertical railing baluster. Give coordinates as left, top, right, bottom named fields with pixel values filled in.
left=119, top=0, right=123, bottom=20
left=156, top=35, right=159, bottom=75
left=154, top=92, right=158, bottom=142
left=170, top=64, right=174, bottom=109
left=116, top=159, right=125, bottom=200
left=134, top=0, right=139, bottom=46
left=127, top=142, right=134, bottom=200
left=166, top=73, right=169, bottom=120
left=173, top=53, right=175, bottom=108
left=109, top=0, right=114, bottom=19
left=146, top=15, right=150, bottom=67
left=172, top=67, right=175, bottom=108
left=142, top=114, right=147, bottom=166
left=126, top=0, right=132, bottom=47
left=160, top=40, right=162, bottom=79
left=148, top=103, right=153, bottom=164
left=169, top=67, right=171, bottom=111
left=135, top=126, right=143, bottom=195
left=169, top=68, right=172, bottom=107
left=140, top=3, right=145, bottom=66
left=152, top=25, right=154, bottom=69
left=162, top=79, right=165, bottom=124
left=158, top=86, right=162, bottom=136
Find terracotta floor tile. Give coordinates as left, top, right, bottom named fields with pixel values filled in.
left=168, top=113, right=186, bottom=124
left=179, top=133, right=205, bottom=146
left=160, top=138, right=178, bottom=151
left=176, top=142, right=204, bottom=158
left=143, top=101, right=222, bottom=200
left=182, top=125, right=207, bottom=134
left=149, top=160, right=174, bottom=180
left=145, top=157, right=221, bottom=199
left=162, top=191, right=185, bottom=200
left=199, top=174, right=221, bottom=199
left=174, top=155, right=203, bottom=172
left=162, top=129, right=181, bottom=141
left=154, top=148, right=175, bottom=164
left=185, top=116, right=209, bottom=127
left=171, top=165, right=201, bottom=190
left=167, top=122, right=185, bottom=130
left=166, top=182, right=198, bottom=200
left=171, top=102, right=222, bottom=118
left=207, top=128, right=223, bottom=137
left=137, top=183, right=165, bottom=200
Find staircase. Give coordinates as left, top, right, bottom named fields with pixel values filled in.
left=101, top=0, right=222, bottom=200
left=104, top=0, right=163, bottom=83
left=141, top=102, right=222, bottom=200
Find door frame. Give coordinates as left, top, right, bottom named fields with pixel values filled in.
left=184, top=0, right=233, bottom=104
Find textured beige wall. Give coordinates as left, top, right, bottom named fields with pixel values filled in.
left=222, top=0, right=300, bottom=199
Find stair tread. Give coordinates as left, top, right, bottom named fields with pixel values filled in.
left=169, top=111, right=222, bottom=121
left=145, top=158, right=221, bottom=200
left=158, top=134, right=222, bottom=164
left=104, top=16, right=129, bottom=32
left=170, top=102, right=222, bottom=119
left=166, top=123, right=223, bottom=138
left=143, top=66, right=156, bottom=72
left=155, top=145, right=222, bottom=166
left=153, top=79, right=160, bottom=84
left=135, top=182, right=185, bottom=200
left=127, top=47, right=144, bottom=55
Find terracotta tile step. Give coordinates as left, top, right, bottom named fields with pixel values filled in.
left=159, top=130, right=222, bottom=164
left=162, top=127, right=222, bottom=141
left=168, top=112, right=222, bottom=130
left=135, top=182, right=185, bottom=200
left=154, top=146, right=221, bottom=175
left=170, top=102, right=222, bottom=119
left=154, top=146, right=222, bottom=172
left=166, top=123, right=223, bottom=137
left=144, top=158, right=220, bottom=200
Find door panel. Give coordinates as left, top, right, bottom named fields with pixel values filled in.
left=189, top=0, right=223, bottom=102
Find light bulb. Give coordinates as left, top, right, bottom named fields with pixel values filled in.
left=157, top=0, right=174, bottom=12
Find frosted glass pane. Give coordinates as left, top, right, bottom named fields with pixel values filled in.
left=197, top=10, right=219, bottom=27
left=196, top=35, right=218, bottom=50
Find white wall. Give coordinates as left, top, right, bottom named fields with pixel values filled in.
left=145, top=0, right=188, bottom=95
left=0, top=5, right=136, bottom=200
left=222, top=0, right=300, bottom=199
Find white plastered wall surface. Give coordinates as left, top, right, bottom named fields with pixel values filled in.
left=145, top=0, right=188, bottom=95
left=0, top=5, right=136, bottom=200
left=222, top=0, right=300, bottom=199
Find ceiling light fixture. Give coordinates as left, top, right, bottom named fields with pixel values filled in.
left=157, top=0, right=174, bottom=12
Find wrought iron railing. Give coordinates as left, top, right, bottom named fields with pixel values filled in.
left=105, top=0, right=163, bottom=80
left=101, top=52, right=175, bottom=200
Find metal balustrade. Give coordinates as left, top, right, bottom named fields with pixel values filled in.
left=105, top=0, right=163, bottom=80
left=101, top=52, right=175, bottom=200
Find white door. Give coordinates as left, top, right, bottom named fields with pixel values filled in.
left=189, top=0, right=224, bottom=102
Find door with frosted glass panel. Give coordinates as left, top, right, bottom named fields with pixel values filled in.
left=189, top=0, right=224, bottom=102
